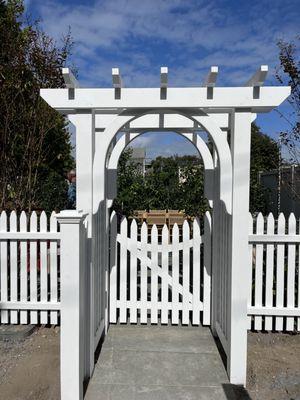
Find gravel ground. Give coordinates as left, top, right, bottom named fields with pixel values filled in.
left=0, top=326, right=299, bottom=400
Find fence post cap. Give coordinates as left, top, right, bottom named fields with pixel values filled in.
left=55, top=210, right=88, bottom=224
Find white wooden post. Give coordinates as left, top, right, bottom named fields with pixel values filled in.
left=70, top=112, right=95, bottom=377
left=228, top=111, right=252, bottom=385
left=56, top=210, right=87, bottom=400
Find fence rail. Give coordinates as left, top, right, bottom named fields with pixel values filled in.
left=0, top=211, right=60, bottom=325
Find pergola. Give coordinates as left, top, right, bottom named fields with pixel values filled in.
left=41, top=66, right=290, bottom=400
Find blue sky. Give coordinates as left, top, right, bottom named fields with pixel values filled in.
left=25, top=0, right=299, bottom=159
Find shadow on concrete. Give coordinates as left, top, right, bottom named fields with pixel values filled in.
left=222, top=384, right=252, bottom=400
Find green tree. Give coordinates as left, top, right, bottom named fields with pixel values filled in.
left=114, top=150, right=207, bottom=217
left=250, top=124, right=280, bottom=213
left=0, top=0, right=74, bottom=212
left=276, top=36, right=300, bottom=165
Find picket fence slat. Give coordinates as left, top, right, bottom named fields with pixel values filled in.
left=40, top=212, right=48, bottom=324
left=109, top=212, right=117, bottom=323
left=140, top=222, right=148, bottom=323
left=203, top=212, right=211, bottom=326
left=10, top=211, right=18, bottom=324
left=150, top=225, right=158, bottom=324
left=20, top=212, right=28, bottom=324
left=50, top=213, right=58, bottom=325
left=119, top=217, right=127, bottom=323
left=0, top=211, right=8, bottom=323
left=265, top=213, right=275, bottom=331
left=182, top=221, right=190, bottom=325
left=286, top=214, right=296, bottom=331
left=161, top=224, right=169, bottom=324
left=192, top=218, right=201, bottom=325
left=172, top=223, right=180, bottom=325
left=130, top=220, right=138, bottom=323
left=254, top=213, right=264, bottom=330
left=276, top=214, right=285, bottom=331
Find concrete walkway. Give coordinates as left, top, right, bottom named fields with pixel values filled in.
left=85, top=325, right=232, bottom=400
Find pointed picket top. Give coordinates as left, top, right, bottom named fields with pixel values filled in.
left=0, top=210, right=7, bottom=231
left=130, top=218, right=138, bottom=236
left=256, top=212, right=264, bottom=234
left=40, top=211, right=47, bottom=232
left=162, top=224, right=169, bottom=244
left=277, top=213, right=286, bottom=234
left=9, top=210, right=17, bottom=231
left=266, top=213, right=275, bottom=233
left=183, top=219, right=190, bottom=241
left=20, top=211, right=27, bottom=232
left=50, top=211, right=57, bottom=231
left=151, top=223, right=158, bottom=241
left=141, top=221, right=147, bottom=236
left=205, top=211, right=212, bottom=225
left=193, top=217, right=201, bottom=237
left=110, top=210, right=116, bottom=223
left=172, top=222, right=179, bottom=242
left=288, top=213, right=296, bottom=234
left=30, top=211, right=38, bottom=231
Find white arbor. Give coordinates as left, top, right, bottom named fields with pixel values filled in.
left=41, top=66, right=290, bottom=400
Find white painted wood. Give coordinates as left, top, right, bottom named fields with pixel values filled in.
left=161, top=224, right=169, bottom=324
left=245, top=65, right=268, bottom=87
left=203, top=212, right=212, bottom=325
left=40, top=86, right=290, bottom=112
left=50, top=212, right=58, bottom=325
left=182, top=220, right=190, bottom=325
left=254, top=213, right=264, bottom=330
left=119, top=217, right=128, bottom=323
left=192, top=218, right=201, bottom=325
left=62, top=67, right=79, bottom=88
left=20, top=212, right=28, bottom=324
left=10, top=211, right=18, bottom=324
left=56, top=211, right=87, bottom=400
left=286, top=214, right=296, bottom=331
left=150, top=224, right=158, bottom=324
left=40, top=211, right=48, bottom=324
left=129, top=219, right=138, bottom=323
left=112, top=68, right=122, bottom=88
left=140, top=222, right=148, bottom=323
left=160, top=67, right=168, bottom=88
left=0, top=211, right=8, bottom=323
left=172, top=223, right=179, bottom=325
left=30, top=212, right=38, bottom=324
left=203, top=66, right=218, bottom=87
left=276, top=213, right=285, bottom=331
left=248, top=306, right=300, bottom=317
left=228, top=111, right=252, bottom=385
left=249, top=234, right=300, bottom=243
left=265, top=213, right=275, bottom=330
left=109, top=212, right=118, bottom=323
left=248, top=213, right=253, bottom=329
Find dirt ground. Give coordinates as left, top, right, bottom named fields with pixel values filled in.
left=0, top=326, right=299, bottom=400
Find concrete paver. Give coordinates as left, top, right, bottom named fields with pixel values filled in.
left=85, top=325, right=230, bottom=400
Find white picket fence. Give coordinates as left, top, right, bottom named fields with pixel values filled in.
left=0, top=210, right=299, bottom=332
left=248, top=213, right=300, bottom=332
left=0, top=211, right=60, bottom=325
left=109, top=212, right=212, bottom=326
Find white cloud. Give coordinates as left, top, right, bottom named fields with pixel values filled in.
left=33, top=0, right=299, bottom=87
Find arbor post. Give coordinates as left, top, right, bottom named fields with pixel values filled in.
left=228, top=110, right=252, bottom=384
left=56, top=210, right=88, bottom=400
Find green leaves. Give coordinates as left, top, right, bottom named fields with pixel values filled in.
left=0, top=0, right=74, bottom=212
left=114, top=149, right=208, bottom=217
